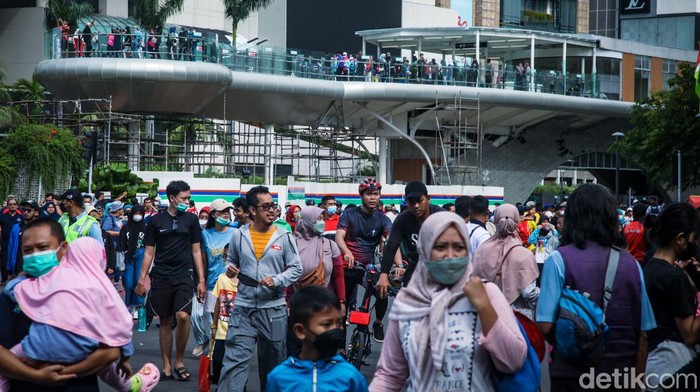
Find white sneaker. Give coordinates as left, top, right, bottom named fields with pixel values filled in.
left=132, top=309, right=139, bottom=320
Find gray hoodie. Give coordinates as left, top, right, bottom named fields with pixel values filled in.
left=227, top=224, right=302, bottom=309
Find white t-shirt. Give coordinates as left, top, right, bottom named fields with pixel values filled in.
left=466, top=222, right=491, bottom=259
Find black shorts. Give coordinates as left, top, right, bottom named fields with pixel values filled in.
left=148, top=275, right=194, bottom=317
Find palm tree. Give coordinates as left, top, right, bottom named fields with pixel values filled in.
left=133, top=0, right=185, bottom=30
left=0, top=62, right=24, bottom=128
left=44, top=0, right=94, bottom=32
left=223, top=0, right=274, bottom=50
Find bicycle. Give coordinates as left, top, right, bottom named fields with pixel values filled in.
left=345, top=263, right=402, bottom=370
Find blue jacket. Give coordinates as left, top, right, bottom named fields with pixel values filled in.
left=266, top=354, right=368, bottom=392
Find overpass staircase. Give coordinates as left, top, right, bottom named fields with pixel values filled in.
left=434, top=94, right=482, bottom=186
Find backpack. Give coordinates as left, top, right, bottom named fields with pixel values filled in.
left=491, top=317, right=542, bottom=392
left=554, top=247, right=620, bottom=367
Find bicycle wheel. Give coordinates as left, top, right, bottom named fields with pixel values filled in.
left=349, top=329, right=368, bottom=370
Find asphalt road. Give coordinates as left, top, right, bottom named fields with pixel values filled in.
left=105, top=287, right=387, bottom=392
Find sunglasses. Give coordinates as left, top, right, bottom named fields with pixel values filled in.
left=256, top=203, right=278, bottom=211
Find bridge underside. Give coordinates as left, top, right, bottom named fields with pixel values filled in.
left=34, top=58, right=636, bottom=202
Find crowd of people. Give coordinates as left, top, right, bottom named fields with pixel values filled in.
left=57, top=19, right=207, bottom=61
left=0, top=178, right=698, bottom=392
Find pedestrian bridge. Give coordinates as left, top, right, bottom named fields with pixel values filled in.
left=33, top=57, right=634, bottom=202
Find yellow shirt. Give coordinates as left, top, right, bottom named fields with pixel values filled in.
left=213, top=273, right=238, bottom=340
left=249, top=226, right=275, bottom=261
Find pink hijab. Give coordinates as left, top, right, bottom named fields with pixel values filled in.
left=14, top=237, right=133, bottom=347
left=389, top=211, right=476, bottom=391
left=471, top=203, right=539, bottom=303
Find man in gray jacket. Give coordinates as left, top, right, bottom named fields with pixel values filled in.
left=218, top=185, right=302, bottom=392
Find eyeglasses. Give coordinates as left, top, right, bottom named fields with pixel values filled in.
left=256, top=203, right=278, bottom=211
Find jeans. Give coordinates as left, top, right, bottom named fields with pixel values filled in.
left=123, top=248, right=145, bottom=307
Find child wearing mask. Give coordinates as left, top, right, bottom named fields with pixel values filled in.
left=265, top=286, right=367, bottom=392
left=0, top=236, right=159, bottom=392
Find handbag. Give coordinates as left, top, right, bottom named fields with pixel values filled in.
left=198, top=340, right=215, bottom=392
left=296, top=239, right=327, bottom=287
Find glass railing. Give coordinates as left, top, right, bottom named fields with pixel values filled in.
left=46, top=29, right=606, bottom=99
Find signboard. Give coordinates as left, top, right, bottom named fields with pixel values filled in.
left=620, top=0, right=650, bottom=14
left=455, top=42, right=487, bottom=49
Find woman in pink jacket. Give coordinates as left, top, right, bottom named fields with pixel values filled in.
left=370, top=212, right=527, bottom=391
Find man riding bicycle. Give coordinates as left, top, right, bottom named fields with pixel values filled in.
left=377, top=181, right=443, bottom=296
left=335, top=178, right=392, bottom=342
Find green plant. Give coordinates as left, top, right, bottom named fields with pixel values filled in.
left=79, top=163, right=157, bottom=197
left=133, top=0, right=184, bottom=29
left=0, top=123, right=84, bottom=192
left=44, top=0, right=94, bottom=32
left=618, top=62, right=700, bottom=189
left=532, top=183, right=577, bottom=195
left=223, top=0, right=274, bottom=49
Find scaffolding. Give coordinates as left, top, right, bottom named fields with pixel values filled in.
left=5, top=98, right=378, bottom=183
left=434, top=93, right=482, bottom=185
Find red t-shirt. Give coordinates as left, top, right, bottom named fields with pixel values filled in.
left=623, top=221, right=646, bottom=262
left=325, top=214, right=339, bottom=231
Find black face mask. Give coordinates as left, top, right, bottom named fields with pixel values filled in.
left=311, top=328, right=344, bottom=359
left=678, top=239, right=699, bottom=261
left=539, top=228, right=550, bottom=237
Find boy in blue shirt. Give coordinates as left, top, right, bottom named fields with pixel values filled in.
left=266, top=286, right=368, bottom=392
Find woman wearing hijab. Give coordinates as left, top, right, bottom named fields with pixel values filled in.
left=291, top=206, right=345, bottom=306
left=2, top=237, right=159, bottom=391
left=471, top=204, right=540, bottom=320
left=371, top=211, right=526, bottom=391
left=117, top=205, right=147, bottom=313
left=285, top=204, right=302, bottom=232
left=41, top=202, right=60, bottom=220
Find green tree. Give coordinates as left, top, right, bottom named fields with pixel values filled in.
left=617, top=62, right=700, bottom=190
left=44, top=0, right=94, bottom=32
left=0, top=124, right=85, bottom=193
left=133, top=0, right=184, bottom=30
left=79, top=163, right=157, bottom=198
left=0, top=62, right=24, bottom=128
left=223, top=0, right=274, bottom=50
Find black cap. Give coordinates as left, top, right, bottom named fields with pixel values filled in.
left=404, top=181, right=428, bottom=199
left=60, top=189, right=84, bottom=207
left=21, top=200, right=40, bottom=210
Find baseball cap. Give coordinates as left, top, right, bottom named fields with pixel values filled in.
left=109, top=201, right=124, bottom=213
left=404, top=181, right=428, bottom=200
left=85, top=205, right=97, bottom=215
left=21, top=200, right=40, bottom=210
left=60, top=189, right=83, bottom=203
left=210, top=198, right=232, bottom=212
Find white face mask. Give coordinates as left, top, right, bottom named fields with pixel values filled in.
left=199, top=219, right=208, bottom=226
left=132, top=215, right=143, bottom=222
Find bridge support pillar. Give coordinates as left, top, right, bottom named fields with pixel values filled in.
left=127, top=120, right=140, bottom=172
left=378, top=136, right=387, bottom=184
left=264, top=124, right=275, bottom=185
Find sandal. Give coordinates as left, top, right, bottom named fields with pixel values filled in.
left=173, top=366, right=191, bottom=382
left=159, top=369, right=174, bottom=381
left=133, top=363, right=160, bottom=391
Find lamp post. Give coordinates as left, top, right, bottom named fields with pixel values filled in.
left=612, top=131, right=625, bottom=204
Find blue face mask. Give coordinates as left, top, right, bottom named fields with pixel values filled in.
left=23, top=245, right=63, bottom=277
left=231, top=221, right=240, bottom=228
left=327, top=206, right=337, bottom=215
left=216, top=216, right=231, bottom=226
left=176, top=202, right=188, bottom=212
left=312, top=221, right=326, bottom=235
left=426, top=257, right=470, bottom=285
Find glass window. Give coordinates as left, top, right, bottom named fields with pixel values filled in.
left=662, top=60, right=678, bottom=91
left=596, top=57, right=620, bottom=100
left=634, top=55, right=650, bottom=100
